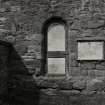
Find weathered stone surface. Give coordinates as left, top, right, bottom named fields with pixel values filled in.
left=81, top=90, right=96, bottom=95
left=87, top=78, right=105, bottom=91
left=73, top=79, right=86, bottom=90
left=0, top=0, right=105, bottom=105
left=85, top=20, right=105, bottom=29
left=96, top=64, right=105, bottom=70
left=40, top=89, right=57, bottom=96
left=58, top=80, right=73, bottom=90
left=40, top=90, right=105, bottom=105
left=5, top=35, right=16, bottom=43
left=35, top=78, right=60, bottom=89
left=10, top=6, right=21, bottom=12
left=88, top=70, right=96, bottom=78
left=71, top=20, right=81, bottom=30
left=95, top=70, right=105, bottom=77
left=60, top=90, right=81, bottom=95
left=71, top=67, right=81, bottom=76
left=80, top=62, right=96, bottom=70
left=39, top=80, right=59, bottom=89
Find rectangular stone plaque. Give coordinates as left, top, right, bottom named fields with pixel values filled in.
left=78, top=41, right=104, bottom=60
left=48, top=58, right=65, bottom=74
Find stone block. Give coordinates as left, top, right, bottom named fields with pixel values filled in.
left=37, top=79, right=59, bottom=89
left=35, top=67, right=41, bottom=76
left=87, top=78, right=105, bottom=91
left=60, top=90, right=80, bottom=95
left=10, top=6, right=21, bottom=12
left=80, top=29, right=92, bottom=37
left=5, top=35, right=16, bottom=43
left=88, top=70, right=96, bottom=78
left=35, top=52, right=41, bottom=59
left=0, top=8, right=6, bottom=12
left=86, top=20, right=105, bottom=29
left=58, top=80, right=73, bottom=90
left=0, top=17, right=7, bottom=22
left=81, top=70, right=88, bottom=76
left=70, top=20, right=81, bottom=30
left=95, top=70, right=105, bottom=77
left=96, top=64, right=105, bottom=70
left=73, top=79, right=86, bottom=90
left=81, top=90, right=96, bottom=95
left=40, top=89, right=57, bottom=96
left=80, top=62, right=96, bottom=70
left=71, top=67, right=81, bottom=76
left=25, top=34, right=42, bottom=41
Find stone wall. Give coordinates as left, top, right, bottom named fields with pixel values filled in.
left=0, top=0, right=105, bottom=105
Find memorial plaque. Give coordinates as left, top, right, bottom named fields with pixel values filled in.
left=78, top=41, right=104, bottom=60
left=48, top=58, right=65, bottom=74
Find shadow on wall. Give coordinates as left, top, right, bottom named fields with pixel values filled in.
left=0, top=40, right=40, bottom=105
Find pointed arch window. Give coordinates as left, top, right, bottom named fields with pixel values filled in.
left=42, top=17, right=68, bottom=75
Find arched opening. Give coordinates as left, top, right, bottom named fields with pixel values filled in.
left=41, top=17, right=67, bottom=75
